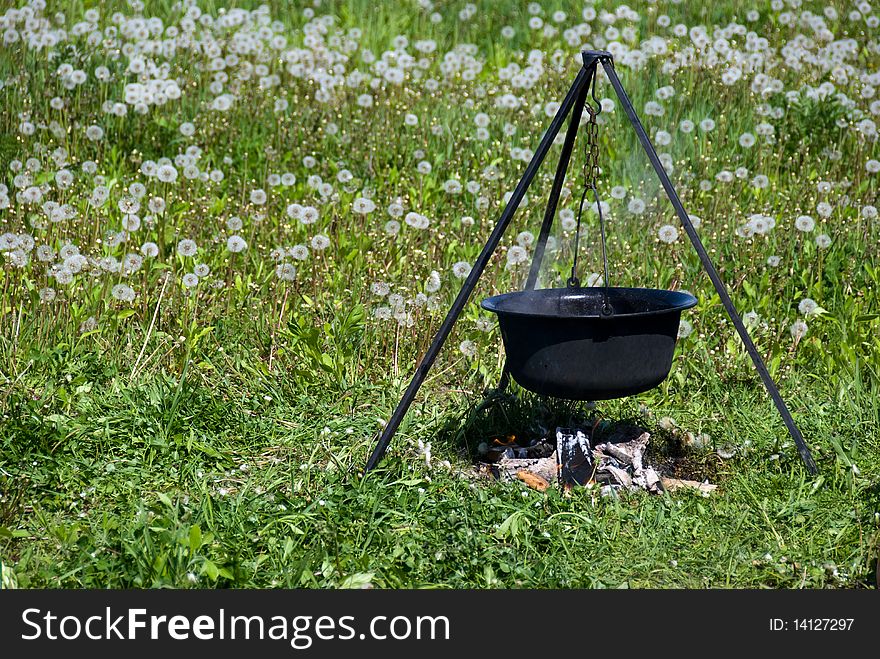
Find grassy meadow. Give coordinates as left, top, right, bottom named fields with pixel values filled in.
left=1, top=0, right=879, bottom=588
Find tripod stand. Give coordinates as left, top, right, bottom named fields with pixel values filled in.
left=364, top=51, right=818, bottom=476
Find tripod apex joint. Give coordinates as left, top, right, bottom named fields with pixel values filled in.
left=363, top=52, right=818, bottom=476
left=582, top=50, right=613, bottom=65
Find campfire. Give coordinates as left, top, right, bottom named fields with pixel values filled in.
left=476, top=423, right=716, bottom=496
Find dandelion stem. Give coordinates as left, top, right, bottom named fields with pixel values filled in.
left=131, top=273, right=168, bottom=381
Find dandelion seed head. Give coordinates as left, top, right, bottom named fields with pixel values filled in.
left=310, top=234, right=330, bottom=251
left=658, top=224, right=679, bottom=243
left=156, top=164, right=178, bottom=183
left=352, top=197, right=376, bottom=214
left=275, top=263, right=296, bottom=282
left=425, top=270, right=442, bottom=293
left=628, top=198, right=646, bottom=215
left=176, top=239, right=197, bottom=257
left=289, top=244, right=309, bottom=261
left=111, top=283, right=135, bottom=302
left=795, top=215, right=815, bottom=232
left=798, top=298, right=820, bottom=315
left=226, top=235, right=247, bottom=253
left=452, top=261, right=472, bottom=279
left=506, top=245, right=528, bottom=266
left=677, top=319, right=693, bottom=339
left=790, top=319, right=808, bottom=341
left=459, top=340, right=477, bottom=358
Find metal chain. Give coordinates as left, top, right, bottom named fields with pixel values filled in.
left=569, top=96, right=613, bottom=315
left=585, top=106, right=601, bottom=190
left=567, top=107, right=593, bottom=288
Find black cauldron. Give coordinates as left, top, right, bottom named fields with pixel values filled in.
left=481, top=287, right=697, bottom=400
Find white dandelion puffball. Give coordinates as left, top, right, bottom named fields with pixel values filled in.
left=738, top=132, right=756, bottom=148
left=310, top=234, right=331, bottom=251
left=176, top=239, right=197, bottom=257
left=298, top=203, right=319, bottom=222
left=111, top=283, right=135, bottom=302
left=506, top=245, right=528, bottom=266
left=226, top=235, right=248, bottom=253
left=628, top=198, right=646, bottom=215
left=790, top=319, right=808, bottom=341
left=148, top=197, right=166, bottom=214
left=384, top=220, right=401, bottom=236
left=371, top=282, right=390, bottom=297
left=459, top=340, right=477, bottom=358
left=798, top=298, right=821, bottom=316
left=677, top=320, right=693, bottom=339
left=286, top=203, right=303, bottom=220
left=767, top=255, right=781, bottom=267
left=815, top=233, right=832, bottom=249
left=352, top=197, right=376, bottom=214
left=452, top=261, right=472, bottom=279
left=250, top=189, right=267, bottom=205
left=516, top=231, right=535, bottom=248
left=123, top=253, right=143, bottom=274
left=373, top=306, right=392, bottom=320
left=276, top=263, right=296, bottom=282
left=404, top=212, right=430, bottom=230
left=156, top=164, right=178, bottom=183
left=658, top=224, right=679, bottom=243
left=194, top=263, right=210, bottom=277
left=794, top=215, right=815, bottom=232
left=122, top=214, right=141, bottom=232
left=743, top=311, right=760, bottom=328
left=182, top=273, right=199, bottom=288
left=425, top=270, right=442, bottom=293
left=866, top=159, right=880, bottom=173
left=85, top=124, right=104, bottom=141
left=289, top=244, right=309, bottom=261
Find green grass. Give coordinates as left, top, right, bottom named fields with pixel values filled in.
left=1, top=0, right=879, bottom=588
left=2, top=342, right=878, bottom=588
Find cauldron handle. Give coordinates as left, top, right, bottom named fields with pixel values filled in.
left=570, top=183, right=613, bottom=316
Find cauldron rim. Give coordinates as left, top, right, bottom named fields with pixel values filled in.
left=480, top=286, right=697, bottom=320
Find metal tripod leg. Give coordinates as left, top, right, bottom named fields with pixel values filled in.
left=496, top=61, right=598, bottom=398
left=596, top=53, right=817, bottom=474
left=363, top=64, right=595, bottom=472
left=525, top=58, right=596, bottom=290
